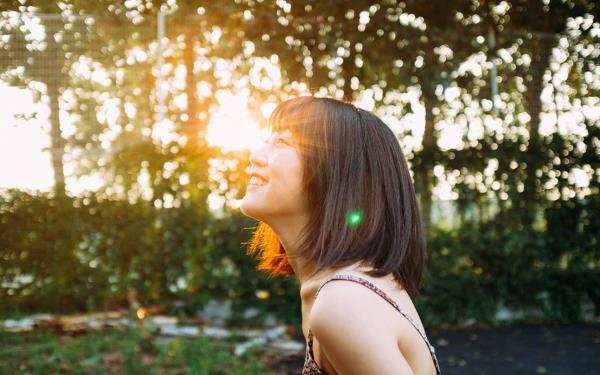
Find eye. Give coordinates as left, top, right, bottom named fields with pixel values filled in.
left=261, top=135, right=272, bottom=144
left=276, top=137, right=288, bottom=146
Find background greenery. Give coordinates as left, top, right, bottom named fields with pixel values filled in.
left=0, top=326, right=265, bottom=374
left=0, top=0, right=598, bottom=334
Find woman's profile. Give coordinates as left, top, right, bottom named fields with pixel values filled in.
left=239, top=96, right=442, bottom=375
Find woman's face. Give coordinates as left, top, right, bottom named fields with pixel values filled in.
left=240, top=129, right=309, bottom=223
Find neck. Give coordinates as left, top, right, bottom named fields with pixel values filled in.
left=266, top=214, right=366, bottom=302
left=266, top=212, right=320, bottom=286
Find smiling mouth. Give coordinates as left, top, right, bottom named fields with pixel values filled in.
left=248, top=176, right=268, bottom=187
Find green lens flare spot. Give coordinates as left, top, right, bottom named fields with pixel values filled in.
left=347, top=210, right=364, bottom=227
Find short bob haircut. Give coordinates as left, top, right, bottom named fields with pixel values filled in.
left=246, top=96, right=427, bottom=298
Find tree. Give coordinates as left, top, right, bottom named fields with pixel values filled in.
left=479, top=0, right=598, bottom=227
left=0, top=3, right=98, bottom=197
left=246, top=0, right=479, bottom=230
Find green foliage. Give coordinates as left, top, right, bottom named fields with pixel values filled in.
left=0, top=188, right=288, bottom=318
left=1, top=186, right=598, bottom=326
left=0, top=1, right=597, bottom=332
left=417, top=194, right=600, bottom=325
left=0, top=327, right=264, bottom=374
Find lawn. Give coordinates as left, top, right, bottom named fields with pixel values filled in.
left=0, top=327, right=265, bottom=374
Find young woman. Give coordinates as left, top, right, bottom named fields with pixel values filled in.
left=240, top=96, right=441, bottom=375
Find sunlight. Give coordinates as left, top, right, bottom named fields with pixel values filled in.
left=205, top=91, right=266, bottom=152
left=0, top=84, right=53, bottom=192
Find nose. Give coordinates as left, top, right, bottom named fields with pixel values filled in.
left=249, top=145, right=267, bottom=167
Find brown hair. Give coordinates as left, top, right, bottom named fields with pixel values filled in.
left=245, top=96, right=427, bottom=298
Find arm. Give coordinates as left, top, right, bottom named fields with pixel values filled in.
left=310, top=281, right=416, bottom=375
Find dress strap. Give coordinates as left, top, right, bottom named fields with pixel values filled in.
left=313, top=273, right=441, bottom=374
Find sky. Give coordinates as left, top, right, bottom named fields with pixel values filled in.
left=1, top=78, right=595, bottom=204
left=1, top=11, right=596, bottom=205
left=1, top=40, right=596, bottom=204
left=0, top=84, right=54, bottom=193
left=0, top=81, right=456, bottom=200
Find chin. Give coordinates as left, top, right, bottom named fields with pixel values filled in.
left=239, top=197, right=265, bottom=221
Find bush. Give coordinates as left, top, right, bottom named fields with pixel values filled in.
left=1, top=188, right=598, bottom=326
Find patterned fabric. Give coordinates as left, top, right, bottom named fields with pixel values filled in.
left=302, top=274, right=442, bottom=375
left=303, top=332, right=326, bottom=375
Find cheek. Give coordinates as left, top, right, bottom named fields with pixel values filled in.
left=239, top=151, right=308, bottom=220
left=270, top=155, right=303, bottom=191
left=269, top=155, right=307, bottom=204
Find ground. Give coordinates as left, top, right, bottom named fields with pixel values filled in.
left=267, top=322, right=600, bottom=375
left=2, top=321, right=599, bottom=374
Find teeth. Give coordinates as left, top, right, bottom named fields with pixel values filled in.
left=249, top=176, right=267, bottom=186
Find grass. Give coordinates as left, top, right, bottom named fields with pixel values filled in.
left=0, top=327, right=266, bottom=374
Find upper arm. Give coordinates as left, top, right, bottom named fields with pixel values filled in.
left=310, top=282, right=416, bottom=375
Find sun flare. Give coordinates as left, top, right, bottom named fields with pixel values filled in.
left=205, top=91, right=269, bottom=152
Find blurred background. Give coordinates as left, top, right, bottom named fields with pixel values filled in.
left=0, top=0, right=598, bottom=374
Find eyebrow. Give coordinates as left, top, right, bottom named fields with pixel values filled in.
left=271, top=129, right=292, bottom=138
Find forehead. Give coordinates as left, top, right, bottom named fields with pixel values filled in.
left=267, top=98, right=322, bottom=143
left=266, top=122, right=294, bottom=139
left=268, top=101, right=310, bottom=133
left=272, top=128, right=292, bottom=136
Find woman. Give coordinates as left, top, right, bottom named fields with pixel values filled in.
left=240, top=96, right=441, bottom=375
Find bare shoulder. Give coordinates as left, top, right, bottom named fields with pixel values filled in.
left=309, top=280, right=416, bottom=375
left=310, top=278, right=400, bottom=332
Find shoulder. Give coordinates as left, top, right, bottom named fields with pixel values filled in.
left=310, top=278, right=393, bottom=334
left=309, top=279, right=415, bottom=374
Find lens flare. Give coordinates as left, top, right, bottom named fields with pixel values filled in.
left=347, top=210, right=364, bottom=227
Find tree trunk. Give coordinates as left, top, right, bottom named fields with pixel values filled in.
left=48, top=82, right=66, bottom=198
left=183, top=30, right=200, bottom=149
left=522, top=34, right=554, bottom=227
left=417, top=88, right=437, bottom=233
left=339, top=3, right=355, bottom=102
left=342, top=44, right=355, bottom=101
left=181, top=31, right=211, bottom=207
